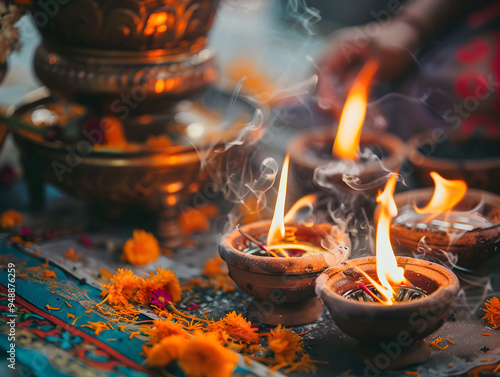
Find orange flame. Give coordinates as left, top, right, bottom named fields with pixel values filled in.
left=375, top=174, right=405, bottom=304
left=332, top=60, right=379, bottom=160
left=415, top=172, right=467, bottom=219
left=283, top=194, right=316, bottom=223
left=267, top=155, right=290, bottom=257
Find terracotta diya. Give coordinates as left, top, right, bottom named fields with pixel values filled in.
left=288, top=60, right=406, bottom=202
left=408, top=130, right=500, bottom=194
left=316, top=175, right=460, bottom=368
left=219, top=156, right=351, bottom=326
left=385, top=172, right=500, bottom=268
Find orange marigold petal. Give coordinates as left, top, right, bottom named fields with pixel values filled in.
left=1, top=209, right=24, bottom=229
left=44, top=270, right=57, bottom=279
left=178, top=332, right=238, bottom=377
left=146, top=335, right=188, bottom=367
left=122, top=230, right=160, bottom=267
left=178, top=208, right=210, bottom=236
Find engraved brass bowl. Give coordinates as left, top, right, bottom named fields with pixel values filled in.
left=31, top=0, right=220, bottom=103
left=10, top=87, right=265, bottom=213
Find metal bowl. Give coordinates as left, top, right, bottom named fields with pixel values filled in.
left=10, top=87, right=265, bottom=212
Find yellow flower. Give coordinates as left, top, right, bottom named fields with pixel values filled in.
left=134, top=267, right=181, bottom=305
left=146, top=335, right=188, bottom=368
left=482, top=296, right=500, bottom=329
left=1, top=209, right=23, bottom=229
left=178, top=332, right=238, bottom=377
left=122, top=230, right=160, bottom=267
left=267, top=324, right=303, bottom=364
left=101, top=268, right=140, bottom=306
left=209, top=311, right=260, bottom=347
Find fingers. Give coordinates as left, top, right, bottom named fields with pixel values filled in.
left=315, top=29, right=371, bottom=116
left=316, top=69, right=345, bottom=118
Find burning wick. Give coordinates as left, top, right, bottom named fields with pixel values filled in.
left=375, top=174, right=406, bottom=304
left=332, top=59, right=379, bottom=161
left=347, top=173, right=408, bottom=305
left=238, top=157, right=334, bottom=258
left=266, top=155, right=291, bottom=258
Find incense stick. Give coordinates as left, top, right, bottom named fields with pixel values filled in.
left=359, top=283, right=384, bottom=303
left=236, top=225, right=270, bottom=256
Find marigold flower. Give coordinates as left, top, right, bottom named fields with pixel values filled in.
left=178, top=204, right=219, bottom=236
left=101, top=268, right=140, bottom=306
left=178, top=332, right=238, bottom=377
left=146, top=335, right=188, bottom=368
left=122, top=230, right=160, bottom=267
left=203, top=255, right=227, bottom=277
left=209, top=311, right=260, bottom=347
left=134, top=267, right=181, bottom=306
left=482, top=296, right=500, bottom=329
left=267, top=324, right=303, bottom=364
left=1, top=209, right=23, bottom=229
left=150, top=288, right=172, bottom=309
left=145, top=319, right=188, bottom=344
left=178, top=208, right=210, bottom=236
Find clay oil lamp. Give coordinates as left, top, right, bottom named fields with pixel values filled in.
left=219, top=156, right=351, bottom=326
left=316, top=174, right=460, bottom=368
left=408, top=130, right=500, bottom=194
left=386, top=172, right=500, bottom=268
left=288, top=60, right=406, bottom=203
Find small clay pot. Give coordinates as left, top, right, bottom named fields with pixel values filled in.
left=219, top=220, right=350, bottom=326
left=316, top=256, right=459, bottom=367
left=408, top=130, right=500, bottom=195
left=381, top=188, right=500, bottom=268
left=288, top=128, right=407, bottom=198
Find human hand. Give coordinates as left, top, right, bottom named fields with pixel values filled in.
left=316, top=20, right=422, bottom=124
